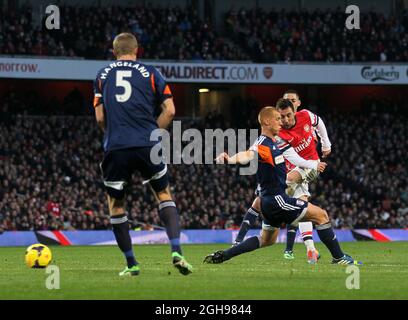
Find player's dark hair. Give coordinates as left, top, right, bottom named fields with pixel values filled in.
left=283, top=89, right=300, bottom=99
left=276, top=98, right=295, bottom=112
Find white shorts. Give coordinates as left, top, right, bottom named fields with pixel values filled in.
left=292, top=166, right=320, bottom=183
left=292, top=181, right=311, bottom=199
left=287, top=167, right=319, bottom=199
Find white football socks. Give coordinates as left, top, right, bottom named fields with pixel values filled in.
left=299, top=221, right=316, bottom=251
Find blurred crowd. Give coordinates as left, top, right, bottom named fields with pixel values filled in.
left=225, top=7, right=408, bottom=62
left=0, top=113, right=257, bottom=232
left=311, top=100, right=408, bottom=229
left=0, top=95, right=407, bottom=232
left=2, top=4, right=408, bottom=62
left=0, top=4, right=246, bottom=61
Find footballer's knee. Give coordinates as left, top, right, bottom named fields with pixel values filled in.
left=285, top=179, right=297, bottom=197
left=156, top=186, right=173, bottom=202
left=314, top=209, right=330, bottom=226
left=319, top=209, right=330, bottom=224
left=287, top=170, right=302, bottom=184
left=252, top=197, right=261, bottom=212
left=260, top=237, right=274, bottom=247
left=304, top=203, right=329, bottom=226
left=259, top=229, right=278, bottom=247
left=108, top=196, right=125, bottom=216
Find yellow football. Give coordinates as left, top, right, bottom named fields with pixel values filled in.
left=25, top=244, right=52, bottom=268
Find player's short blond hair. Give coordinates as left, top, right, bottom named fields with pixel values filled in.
left=258, top=106, right=278, bottom=125
left=113, top=33, right=138, bottom=57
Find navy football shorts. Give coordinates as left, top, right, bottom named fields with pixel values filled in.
left=100, top=146, right=169, bottom=199
left=260, top=193, right=308, bottom=228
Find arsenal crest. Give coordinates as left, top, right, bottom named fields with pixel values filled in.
left=304, top=124, right=310, bottom=132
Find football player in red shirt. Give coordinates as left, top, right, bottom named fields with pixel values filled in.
left=230, top=91, right=331, bottom=264
left=209, top=107, right=360, bottom=266
left=277, top=94, right=331, bottom=261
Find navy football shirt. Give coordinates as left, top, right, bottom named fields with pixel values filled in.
left=250, top=135, right=288, bottom=196
left=93, top=60, right=172, bottom=152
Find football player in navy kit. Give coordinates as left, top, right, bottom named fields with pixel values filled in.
left=204, top=107, right=361, bottom=265
left=93, top=33, right=192, bottom=276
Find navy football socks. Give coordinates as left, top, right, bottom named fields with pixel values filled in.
left=159, top=201, right=182, bottom=255
left=316, top=223, right=344, bottom=259
left=111, top=214, right=138, bottom=268
left=285, top=225, right=298, bottom=252
left=224, top=236, right=260, bottom=259
left=235, top=207, right=260, bottom=243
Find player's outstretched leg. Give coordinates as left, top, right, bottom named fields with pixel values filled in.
left=108, top=197, right=140, bottom=276
left=284, top=225, right=297, bottom=259
left=298, top=221, right=320, bottom=264
left=233, top=207, right=260, bottom=245
left=156, top=188, right=193, bottom=275
left=303, top=203, right=362, bottom=265
left=204, top=228, right=279, bottom=264
left=205, top=236, right=261, bottom=264
left=233, top=197, right=261, bottom=246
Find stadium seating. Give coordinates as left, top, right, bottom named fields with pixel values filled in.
left=0, top=4, right=245, bottom=61
left=0, top=91, right=407, bottom=231
left=225, top=7, right=408, bottom=62
left=1, top=4, right=408, bottom=62
left=1, top=3, right=407, bottom=231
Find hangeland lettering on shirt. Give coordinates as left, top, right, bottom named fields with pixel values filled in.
left=100, top=61, right=150, bottom=79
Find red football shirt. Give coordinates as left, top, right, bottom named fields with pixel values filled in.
left=278, top=109, right=319, bottom=171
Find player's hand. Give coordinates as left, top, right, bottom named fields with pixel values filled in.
left=215, top=152, right=229, bottom=164
left=317, top=162, right=327, bottom=173
left=322, top=149, right=331, bottom=158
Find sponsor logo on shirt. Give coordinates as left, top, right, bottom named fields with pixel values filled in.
left=274, top=155, right=284, bottom=164
left=294, top=135, right=313, bottom=153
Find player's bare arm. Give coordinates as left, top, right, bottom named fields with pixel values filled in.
left=157, top=98, right=176, bottom=129
left=94, top=104, right=105, bottom=132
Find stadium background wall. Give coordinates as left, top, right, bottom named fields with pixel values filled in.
left=0, top=78, right=406, bottom=117
left=0, top=229, right=407, bottom=246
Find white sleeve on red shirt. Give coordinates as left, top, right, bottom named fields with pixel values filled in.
left=307, top=110, right=332, bottom=151
left=282, top=147, right=319, bottom=170
left=306, top=110, right=319, bottom=126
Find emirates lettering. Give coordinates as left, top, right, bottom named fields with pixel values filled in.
left=294, top=136, right=313, bottom=153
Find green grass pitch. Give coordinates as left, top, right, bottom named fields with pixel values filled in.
left=1, top=242, right=408, bottom=300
